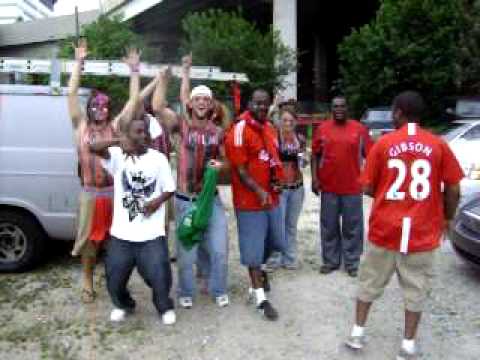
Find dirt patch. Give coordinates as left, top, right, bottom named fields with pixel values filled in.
left=1, top=179, right=479, bottom=359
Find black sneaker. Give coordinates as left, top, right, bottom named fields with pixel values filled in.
left=257, top=300, right=278, bottom=321
left=262, top=270, right=271, bottom=292
left=319, top=265, right=339, bottom=274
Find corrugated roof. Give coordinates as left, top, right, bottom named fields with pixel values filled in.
left=0, top=10, right=100, bottom=47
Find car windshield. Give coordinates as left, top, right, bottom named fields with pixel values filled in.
left=456, top=100, right=480, bottom=117
left=441, top=123, right=470, bottom=141
left=364, top=110, right=392, bottom=123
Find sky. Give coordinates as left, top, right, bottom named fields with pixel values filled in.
left=54, top=0, right=101, bottom=16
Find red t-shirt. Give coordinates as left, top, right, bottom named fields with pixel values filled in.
left=312, top=119, right=373, bottom=194
left=362, top=123, right=464, bottom=253
left=224, top=117, right=281, bottom=211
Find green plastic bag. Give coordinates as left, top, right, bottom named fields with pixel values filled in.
left=177, top=167, right=219, bottom=250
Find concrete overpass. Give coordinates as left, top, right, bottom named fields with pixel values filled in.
left=102, top=0, right=379, bottom=104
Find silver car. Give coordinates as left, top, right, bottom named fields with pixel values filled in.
left=443, top=119, right=480, bottom=200
left=0, top=85, right=88, bottom=272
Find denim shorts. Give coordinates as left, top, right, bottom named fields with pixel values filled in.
left=236, top=205, right=286, bottom=267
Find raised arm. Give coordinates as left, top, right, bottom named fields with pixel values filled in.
left=89, top=138, right=121, bottom=159
left=67, top=39, right=88, bottom=129
left=180, top=53, right=192, bottom=108
left=113, top=48, right=142, bottom=132
left=152, top=67, right=171, bottom=116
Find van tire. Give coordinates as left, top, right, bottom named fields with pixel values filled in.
left=0, top=211, right=46, bottom=272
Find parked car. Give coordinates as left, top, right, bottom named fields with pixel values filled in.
left=444, top=96, right=480, bottom=121
left=449, top=194, right=480, bottom=269
left=0, top=85, right=89, bottom=272
left=360, top=106, right=394, bottom=139
left=442, top=120, right=480, bottom=200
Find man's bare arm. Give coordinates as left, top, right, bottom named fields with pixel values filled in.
left=89, top=138, right=121, bottom=159
left=237, top=165, right=270, bottom=207
left=113, top=48, right=142, bottom=132
left=444, top=183, right=461, bottom=221
left=180, top=53, right=192, bottom=109
left=67, top=39, right=88, bottom=129
left=144, top=192, right=174, bottom=217
left=311, top=153, right=319, bottom=195
left=152, top=67, right=170, bottom=115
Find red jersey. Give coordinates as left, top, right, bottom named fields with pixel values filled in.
left=224, top=114, right=281, bottom=211
left=312, top=119, right=373, bottom=194
left=176, top=116, right=223, bottom=194
left=362, top=123, right=464, bottom=253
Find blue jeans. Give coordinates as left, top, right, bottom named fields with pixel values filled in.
left=267, top=187, right=305, bottom=266
left=236, top=204, right=286, bottom=267
left=104, top=236, right=174, bottom=315
left=320, top=192, right=364, bottom=270
left=175, top=196, right=228, bottom=298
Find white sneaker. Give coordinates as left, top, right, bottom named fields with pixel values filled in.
left=178, top=296, right=193, bottom=308
left=109, top=308, right=126, bottom=322
left=215, top=294, right=229, bottom=307
left=162, top=310, right=176, bottom=325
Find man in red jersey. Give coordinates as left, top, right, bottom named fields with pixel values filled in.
left=312, top=96, right=373, bottom=277
left=224, top=89, right=285, bottom=321
left=345, top=91, right=463, bottom=360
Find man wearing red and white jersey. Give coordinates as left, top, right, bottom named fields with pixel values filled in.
left=225, top=89, right=286, bottom=321
left=345, top=91, right=464, bottom=360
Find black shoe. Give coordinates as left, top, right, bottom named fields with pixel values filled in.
left=262, top=270, right=271, bottom=292
left=347, top=269, right=358, bottom=278
left=319, top=265, right=339, bottom=274
left=257, top=300, right=278, bottom=321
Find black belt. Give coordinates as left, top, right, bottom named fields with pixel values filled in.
left=175, top=191, right=218, bottom=202
left=284, top=183, right=303, bottom=190
left=175, top=192, right=198, bottom=202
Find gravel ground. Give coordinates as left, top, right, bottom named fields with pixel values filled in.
left=1, top=174, right=479, bottom=360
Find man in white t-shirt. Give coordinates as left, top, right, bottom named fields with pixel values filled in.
left=90, top=114, right=176, bottom=325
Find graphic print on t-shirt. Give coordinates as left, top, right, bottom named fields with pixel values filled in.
left=121, top=170, right=156, bottom=221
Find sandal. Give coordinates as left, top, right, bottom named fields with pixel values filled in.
left=81, top=288, right=96, bottom=304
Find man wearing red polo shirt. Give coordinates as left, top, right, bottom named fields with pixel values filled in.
left=225, top=89, right=285, bottom=321
left=345, top=91, right=463, bottom=360
left=312, top=96, right=373, bottom=277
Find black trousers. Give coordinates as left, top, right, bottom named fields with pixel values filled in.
left=105, top=236, right=174, bottom=315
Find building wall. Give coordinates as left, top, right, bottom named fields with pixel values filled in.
left=0, top=0, right=55, bottom=24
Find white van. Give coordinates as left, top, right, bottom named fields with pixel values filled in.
left=0, top=85, right=89, bottom=271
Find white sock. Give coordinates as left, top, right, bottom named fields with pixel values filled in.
left=254, top=288, right=266, bottom=306
left=401, top=339, right=416, bottom=353
left=351, top=324, right=365, bottom=337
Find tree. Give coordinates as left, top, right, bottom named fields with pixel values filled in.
left=456, top=0, right=480, bottom=94
left=180, top=8, right=296, bottom=99
left=338, top=0, right=466, bottom=121
left=58, top=15, right=145, bottom=112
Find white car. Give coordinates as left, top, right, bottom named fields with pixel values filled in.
left=443, top=120, right=480, bottom=199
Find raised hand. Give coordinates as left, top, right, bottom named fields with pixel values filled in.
left=74, top=38, right=88, bottom=62
left=182, top=53, right=192, bottom=71
left=159, top=65, right=172, bottom=81
left=123, top=47, right=141, bottom=71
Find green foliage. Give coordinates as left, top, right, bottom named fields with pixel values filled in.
left=456, top=0, right=480, bottom=94
left=58, top=15, right=144, bottom=112
left=180, top=8, right=296, bottom=99
left=338, top=0, right=466, bottom=121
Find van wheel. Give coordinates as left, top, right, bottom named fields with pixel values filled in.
left=0, top=211, right=46, bottom=272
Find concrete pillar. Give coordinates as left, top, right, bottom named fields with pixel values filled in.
left=314, top=35, right=328, bottom=102
left=273, top=0, right=297, bottom=100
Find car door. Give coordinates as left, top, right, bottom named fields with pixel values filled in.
left=451, top=123, right=480, bottom=173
